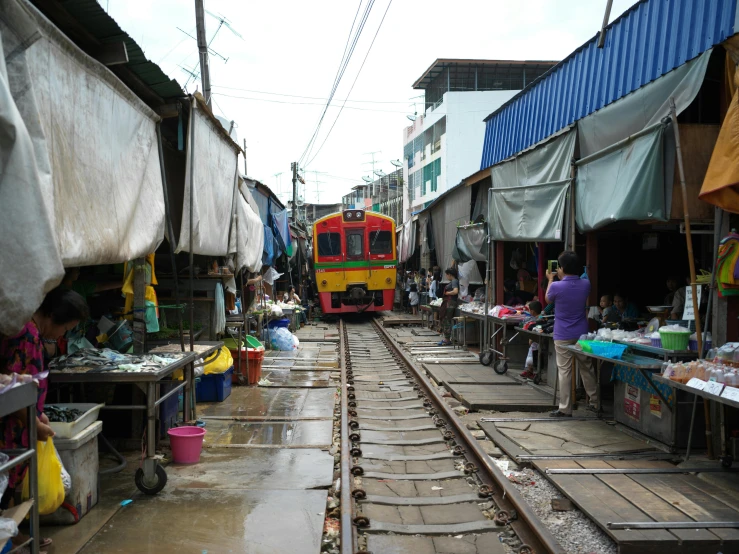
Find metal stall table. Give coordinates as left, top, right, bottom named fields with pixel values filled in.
left=458, top=310, right=485, bottom=348
left=561, top=345, right=698, bottom=448
left=0, top=383, right=39, bottom=554
left=653, top=375, right=739, bottom=465
left=479, top=316, right=529, bottom=375
left=613, top=340, right=698, bottom=362
left=50, top=342, right=221, bottom=495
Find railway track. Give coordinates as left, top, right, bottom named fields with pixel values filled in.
left=338, top=317, right=566, bottom=554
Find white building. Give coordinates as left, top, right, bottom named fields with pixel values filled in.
left=403, top=60, right=557, bottom=214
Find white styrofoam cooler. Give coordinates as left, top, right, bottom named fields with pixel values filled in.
left=41, top=420, right=102, bottom=525
left=46, top=403, right=104, bottom=439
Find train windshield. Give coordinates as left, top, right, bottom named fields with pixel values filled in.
left=369, top=231, right=392, bottom=255
left=346, top=232, right=364, bottom=260
left=317, top=233, right=342, bottom=256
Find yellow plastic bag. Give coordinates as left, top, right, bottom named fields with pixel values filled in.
left=173, top=347, right=233, bottom=379
left=22, top=438, right=65, bottom=515
left=203, top=347, right=233, bottom=375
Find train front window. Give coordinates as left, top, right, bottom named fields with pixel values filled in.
left=317, top=233, right=342, bottom=257
left=369, top=230, right=392, bottom=255
left=346, top=233, right=364, bottom=260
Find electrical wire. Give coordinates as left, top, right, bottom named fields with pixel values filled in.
left=299, top=1, right=375, bottom=166
left=210, top=84, right=407, bottom=104
left=305, top=0, right=393, bottom=168
left=210, top=92, right=406, bottom=113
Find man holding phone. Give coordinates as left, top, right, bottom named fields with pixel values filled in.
left=545, top=251, right=598, bottom=417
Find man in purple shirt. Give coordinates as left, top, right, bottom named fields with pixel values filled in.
left=545, top=251, right=598, bottom=417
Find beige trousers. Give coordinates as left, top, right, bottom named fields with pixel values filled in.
left=554, top=338, right=598, bottom=414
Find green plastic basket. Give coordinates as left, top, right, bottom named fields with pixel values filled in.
left=659, top=329, right=691, bottom=350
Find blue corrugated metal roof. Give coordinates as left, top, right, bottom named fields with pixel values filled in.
left=481, top=0, right=738, bottom=169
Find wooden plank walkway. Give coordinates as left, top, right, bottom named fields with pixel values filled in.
left=422, top=363, right=519, bottom=386
left=532, top=459, right=739, bottom=553
left=447, top=383, right=553, bottom=411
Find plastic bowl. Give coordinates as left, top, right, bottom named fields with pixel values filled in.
left=659, top=330, right=691, bottom=351
left=578, top=340, right=628, bottom=359
left=168, top=426, right=207, bottom=464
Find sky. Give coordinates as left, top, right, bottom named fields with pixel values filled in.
left=107, top=0, right=635, bottom=204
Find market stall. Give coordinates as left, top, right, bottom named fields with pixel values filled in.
left=48, top=343, right=221, bottom=494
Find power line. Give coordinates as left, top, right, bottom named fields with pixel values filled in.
left=210, top=84, right=407, bottom=104
left=306, top=0, right=393, bottom=168
left=211, top=91, right=407, bottom=113
left=299, top=1, right=375, bottom=166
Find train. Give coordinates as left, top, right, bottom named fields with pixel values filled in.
left=312, top=209, right=396, bottom=314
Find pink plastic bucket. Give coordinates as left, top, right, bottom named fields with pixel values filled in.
left=168, top=426, right=206, bottom=464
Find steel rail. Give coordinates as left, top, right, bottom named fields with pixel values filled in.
left=338, top=319, right=355, bottom=554
left=371, top=318, right=566, bottom=554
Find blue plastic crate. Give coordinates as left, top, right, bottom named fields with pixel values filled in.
left=196, top=367, right=233, bottom=402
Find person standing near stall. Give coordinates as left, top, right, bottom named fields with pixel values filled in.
left=438, top=267, right=459, bottom=346
left=0, top=286, right=88, bottom=550
left=545, top=251, right=599, bottom=417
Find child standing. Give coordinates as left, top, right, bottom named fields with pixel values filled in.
left=521, top=300, right=542, bottom=380
left=409, top=283, right=419, bottom=315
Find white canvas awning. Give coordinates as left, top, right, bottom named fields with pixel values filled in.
left=229, top=184, right=264, bottom=273
left=4, top=0, right=166, bottom=267
left=177, top=95, right=241, bottom=256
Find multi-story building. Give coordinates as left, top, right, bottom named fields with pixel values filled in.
left=341, top=169, right=404, bottom=225
left=403, top=59, right=557, bottom=213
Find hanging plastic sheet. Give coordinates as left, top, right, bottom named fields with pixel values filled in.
left=228, top=190, right=264, bottom=273
left=262, top=226, right=275, bottom=266
left=489, top=129, right=575, bottom=241
left=431, top=185, right=472, bottom=274
left=576, top=124, right=667, bottom=232
left=0, top=0, right=64, bottom=336
left=453, top=225, right=487, bottom=263
left=578, top=50, right=712, bottom=158
left=271, top=208, right=293, bottom=257
left=418, top=214, right=430, bottom=256
left=471, top=182, right=489, bottom=222
left=177, top=95, right=239, bottom=256
left=4, top=0, right=166, bottom=267
left=700, top=40, right=739, bottom=212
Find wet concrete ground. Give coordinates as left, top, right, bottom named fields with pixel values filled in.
left=45, top=329, right=339, bottom=554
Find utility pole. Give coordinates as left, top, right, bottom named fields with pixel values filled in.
left=194, top=0, right=211, bottom=105
left=242, top=139, right=247, bottom=175
left=291, top=162, right=298, bottom=223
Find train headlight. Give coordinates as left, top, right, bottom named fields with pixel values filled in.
left=346, top=212, right=353, bottom=218
left=385, top=277, right=391, bottom=284
left=355, top=211, right=362, bottom=218
left=321, top=279, right=328, bottom=286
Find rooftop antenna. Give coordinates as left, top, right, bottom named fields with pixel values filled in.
left=176, top=27, right=229, bottom=62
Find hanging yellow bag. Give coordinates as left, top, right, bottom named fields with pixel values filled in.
left=22, top=438, right=65, bottom=515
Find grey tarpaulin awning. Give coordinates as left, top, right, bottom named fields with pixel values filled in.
left=453, top=224, right=487, bottom=263
left=489, top=129, right=575, bottom=241
left=577, top=49, right=712, bottom=158
left=431, top=184, right=472, bottom=271
left=576, top=123, right=667, bottom=232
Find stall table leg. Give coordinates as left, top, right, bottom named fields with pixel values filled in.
left=135, top=382, right=168, bottom=495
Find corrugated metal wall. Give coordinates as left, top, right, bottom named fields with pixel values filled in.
left=480, top=0, right=738, bottom=169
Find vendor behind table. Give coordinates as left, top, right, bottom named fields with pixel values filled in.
left=0, top=286, right=88, bottom=510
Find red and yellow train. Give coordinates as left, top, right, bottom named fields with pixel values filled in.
left=312, top=209, right=396, bottom=314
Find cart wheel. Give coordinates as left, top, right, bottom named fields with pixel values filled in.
left=533, top=374, right=542, bottom=385
left=135, top=465, right=167, bottom=495
left=493, top=361, right=508, bottom=375
left=479, top=352, right=493, bottom=366
left=721, top=456, right=733, bottom=469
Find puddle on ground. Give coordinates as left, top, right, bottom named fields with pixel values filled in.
left=205, top=419, right=333, bottom=447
